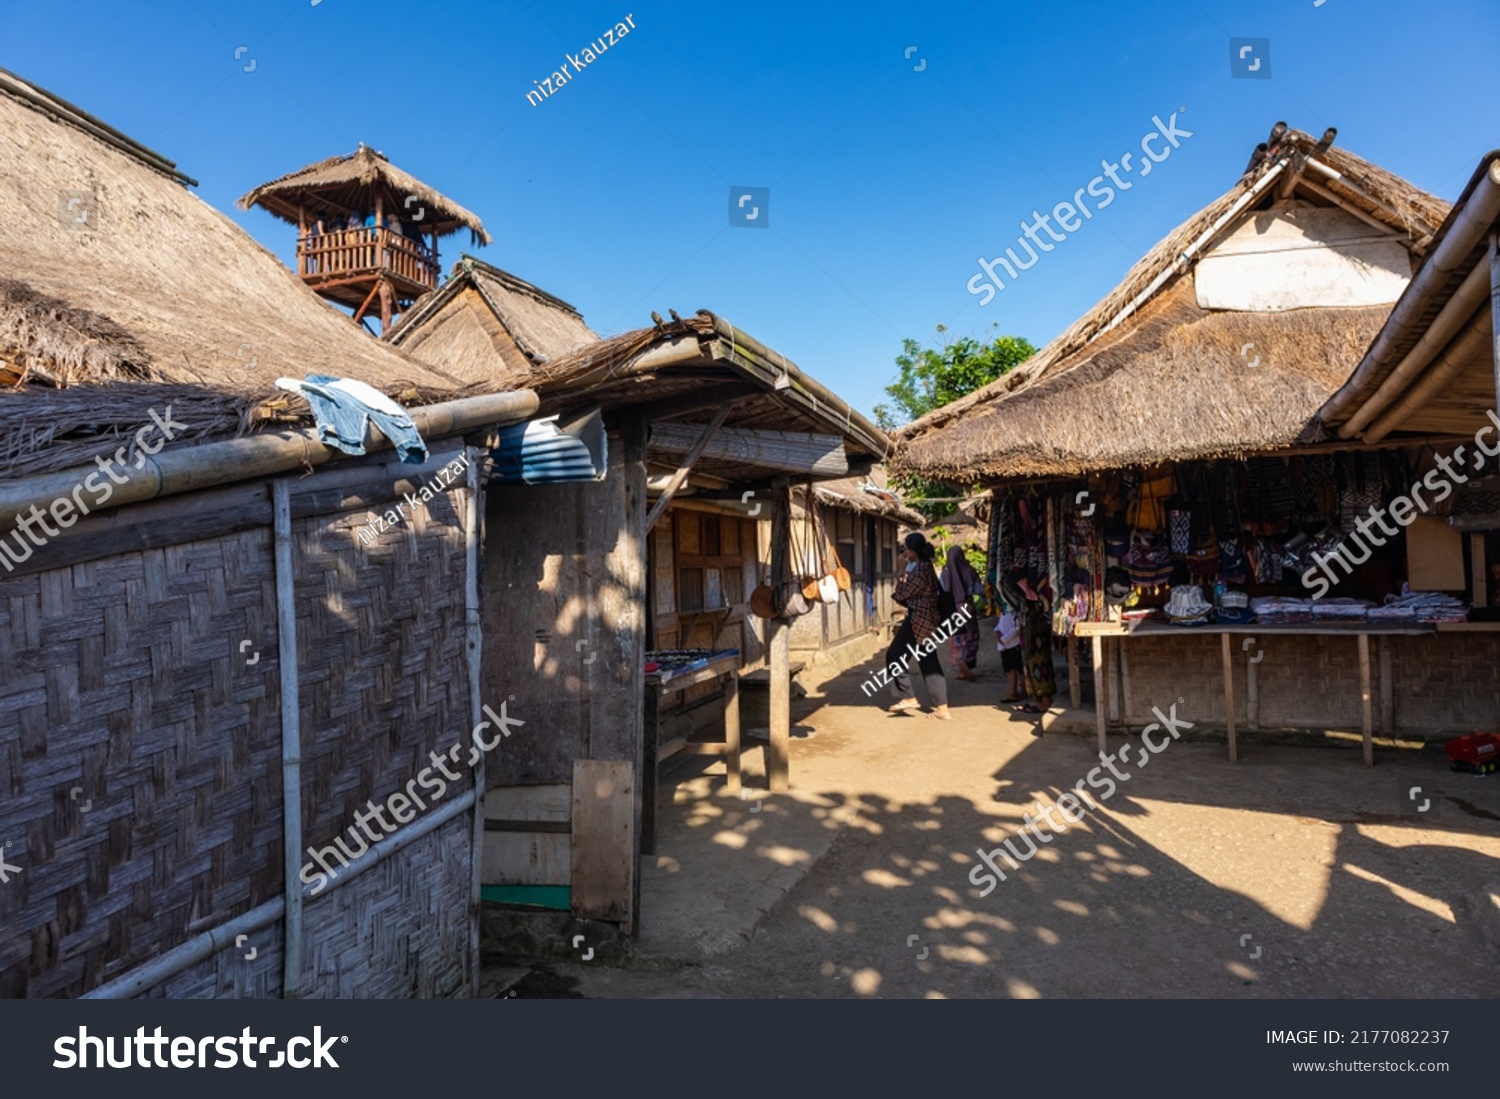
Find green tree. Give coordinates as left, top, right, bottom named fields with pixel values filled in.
left=875, top=325, right=1036, bottom=522
left=873, top=324, right=1036, bottom=429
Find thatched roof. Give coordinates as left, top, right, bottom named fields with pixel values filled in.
left=895, top=125, right=1451, bottom=482
left=491, top=310, right=891, bottom=484
left=805, top=468, right=925, bottom=527
left=1322, top=151, right=1500, bottom=443
left=238, top=145, right=491, bottom=245
left=386, top=255, right=597, bottom=382
left=0, top=68, right=472, bottom=478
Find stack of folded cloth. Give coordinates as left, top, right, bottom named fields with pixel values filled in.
left=1310, top=598, right=1373, bottom=622
left=1165, top=584, right=1214, bottom=626
left=1213, top=589, right=1255, bottom=625
left=1368, top=592, right=1469, bottom=623
left=1250, top=596, right=1315, bottom=624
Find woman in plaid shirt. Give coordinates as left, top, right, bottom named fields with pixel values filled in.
left=886, top=533, right=951, bottom=720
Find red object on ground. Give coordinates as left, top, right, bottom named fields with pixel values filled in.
left=1446, top=732, right=1500, bottom=765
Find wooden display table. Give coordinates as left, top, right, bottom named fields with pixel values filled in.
left=642, top=651, right=742, bottom=855
left=1076, top=618, right=1437, bottom=766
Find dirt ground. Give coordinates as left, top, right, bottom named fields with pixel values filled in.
left=485, top=648, right=1500, bottom=1000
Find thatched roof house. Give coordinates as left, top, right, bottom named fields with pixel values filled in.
left=1322, top=151, right=1500, bottom=442
left=895, top=125, right=1451, bottom=483
left=238, top=144, right=490, bottom=245
left=386, top=255, right=598, bottom=383
left=0, top=67, right=480, bottom=482
left=0, top=67, right=538, bottom=998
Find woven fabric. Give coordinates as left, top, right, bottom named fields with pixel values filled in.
left=1169, top=509, right=1191, bottom=555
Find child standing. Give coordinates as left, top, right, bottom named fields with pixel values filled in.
left=994, top=604, right=1022, bottom=703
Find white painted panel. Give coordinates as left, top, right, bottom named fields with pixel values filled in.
left=1196, top=201, right=1411, bottom=311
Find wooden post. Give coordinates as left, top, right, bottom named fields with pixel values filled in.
left=768, top=476, right=791, bottom=793
left=1471, top=532, right=1488, bottom=609
left=378, top=278, right=394, bottom=333
left=621, top=411, right=648, bottom=933
left=1379, top=635, right=1394, bottom=735
left=1221, top=632, right=1238, bottom=763
left=1245, top=636, right=1260, bottom=730
left=1068, top=637, right=1081, bottom=710
left=1358, top=633, right=1374, bottom=767
left=1105, top=638, right=1118, bottom=724
left=297, top=202, right=307, bottom=276
left=723, top=670, right=741, bottom=795
left=1118, top=638, right=1133, bottom=723
left=641, top=681, right=660, bottom=856
left=1091, top=635, right=1106, bottom=754
left=375, top=190, right=384, bottom=229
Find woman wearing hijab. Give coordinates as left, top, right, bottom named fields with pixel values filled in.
left=886, top=532, right=951, bottom=720
left=940, top=544, right=982, bottom=681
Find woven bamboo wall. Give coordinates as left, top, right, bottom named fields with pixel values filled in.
left=0, top=531, right=283, bottom=998
left=0, top=456, right=481, bottom=998
left=1115, top=631, right=1500, bottom=733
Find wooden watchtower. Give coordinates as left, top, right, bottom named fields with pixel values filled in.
left=238, top=145, right=491, bottom=333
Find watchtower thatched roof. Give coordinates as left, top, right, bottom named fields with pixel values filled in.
left=238, top=145, right=491, bottom=244
left=387, top=256, right=597, bottom=383
left=894, top=125, right=1451, bottom=484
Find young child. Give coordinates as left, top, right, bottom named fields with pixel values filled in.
left=994, top=604, right=1022, bottom=702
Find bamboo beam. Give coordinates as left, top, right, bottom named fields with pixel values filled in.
left=643, top=405, right=733, bottom=533
left=463, top=449, right=484, bottom=997
left=273, top=480, right=304, bottom=999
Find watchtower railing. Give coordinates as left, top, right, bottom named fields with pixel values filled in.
left=297, top=226, right=438, bottom=289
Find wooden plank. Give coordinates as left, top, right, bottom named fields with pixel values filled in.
left=1118, top=637, right=1133, bottom=723
left=1221, top=632, right=1238, bottom=763
left=481, top=784, right=571, bottom=886
left=1358, top=633, right=1374, bottom=767
left=644, top=405, right=733, bottom=533
left=1068, top=637, right=1081, bottom=710
left=1091, top=635, right=1106, bottom=754
left=571, top=760, right=636, bottom=926
left=1379, top=635, right=1394, bottom=734
left=724, top=667, right=742, bottom=795
left=485, top=820, right=570, bottom=833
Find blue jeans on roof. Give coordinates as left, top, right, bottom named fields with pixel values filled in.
left=295, top=373, right=429, bottom=463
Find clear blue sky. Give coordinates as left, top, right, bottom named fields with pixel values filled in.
left=4, top=0, right=1496, bottom=421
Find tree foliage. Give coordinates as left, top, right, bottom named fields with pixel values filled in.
left=874, top=325, right=1037, bottom=430
left=876, top=325, right=1036, bottom=522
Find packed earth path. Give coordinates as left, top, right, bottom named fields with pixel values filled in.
left=483, top=649, right=1500, bottom=1000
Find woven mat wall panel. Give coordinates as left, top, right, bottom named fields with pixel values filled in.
left=0, top=530, right=281, bottom=998
left=299, top=817, right=472, bottom=998
left=141, top=919, right=285, bottom=999
left=1119, top=632, right=1500, bottom=734
left=295, top=490, right=477, bottom=852
left=1387, top=634, right=1500, bottom=733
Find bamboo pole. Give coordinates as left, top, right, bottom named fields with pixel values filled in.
left=0, top=391, right=538, bottom=530
left=274, top=479, right=304, bottom=999
left=464, top=449, right=484, bottom=998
